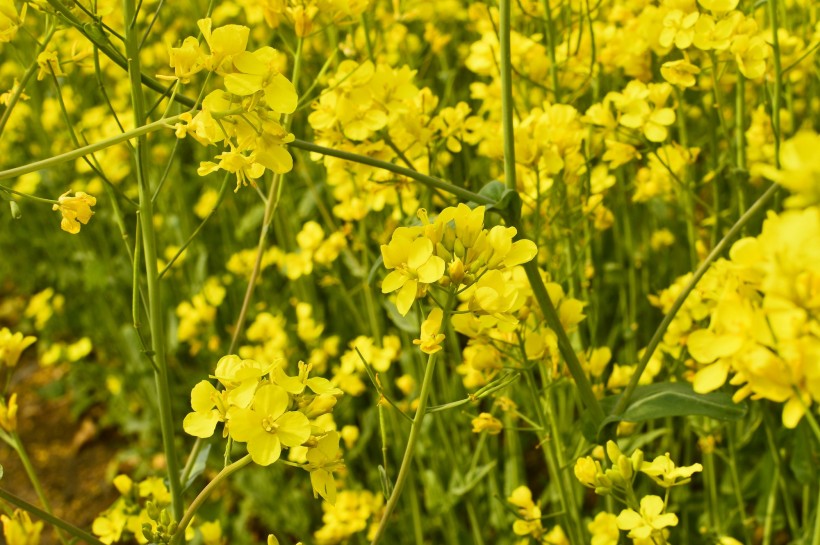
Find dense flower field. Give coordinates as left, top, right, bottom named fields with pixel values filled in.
left=0, top=0, right=818, bottom=543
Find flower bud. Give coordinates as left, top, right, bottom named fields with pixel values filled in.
left=448, top=258, right=465, bottom=285
left=304, top=394, right=337, bottom=419
left=9, top=200, right=21, bottom=220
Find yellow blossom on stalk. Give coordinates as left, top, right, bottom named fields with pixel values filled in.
left=0, top=0, right=25, bottom=44
left=228, top=383, right=311, bottom=465
left=2, top=509, right=43, bottom=545
left=731, top=33, right=768, bottom=79
left=659, top=9, right=699, bottom=49
left=640, top=453, right=703, bottom=487
left=471, top=412, right=503, bottom=434
left=413, top=307, right=445, bottom=354
left=0, top=328, right=36, bottom=367
left=52, top=191, right=96, bottom=234
left=508, top=486, right=544, bottom=539
left=198, top=147, right=266, bottom=192
left=381, top=228, right=446, bottom=315
left=197, top=18, right=250, bottom=70
left=661, top=59, right=700, bottom=87
left=0, top=393, right=17, bottom=432
left=757, top=131, right=820, bottom=207
left=616, top=495, right=678, bottom=540
left=305, top=431, right=344, bottom=504
left=166, top=37, right=208, bottom=83
left=588, top=512, right=619, bottom=545
left=610, top=81, right=676, bottom=143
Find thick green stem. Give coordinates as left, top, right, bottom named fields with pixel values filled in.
left=499, top=0, right=517, bottom=191
left=123, top=0, right=183, bottom=521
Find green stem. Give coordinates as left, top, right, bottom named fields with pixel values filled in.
left=521, top=260, right=605, bottom=429
left=768, top=0, right=783, bottom=168
left=0, top=25, right=57, bottom=137
left=499, top=0, right=517, bottom=192
left=0, top=185, right=58, bottom=205
left=612, top=183, right=780, bottom=422
left=369, top=292, right=457, bottom=545
left=171, top=455, right=253, bottom=545
left=289, top=140, right=492, bottom=206
left=0, top=114, right=183, bottom=182
left=158, top=173, right=230, bottom=279
left=11, top=434, right=69, bottom=545
left=0, top=487, right=104, bottom=545
left=123, top=0, right=183, bottom=521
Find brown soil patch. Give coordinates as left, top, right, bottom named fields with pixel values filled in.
left=1, top=362, right=120, bottom=545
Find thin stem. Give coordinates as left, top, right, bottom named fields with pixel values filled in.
left=11, top=434, right=69, bottom=545
left=0, top=26, right=57, bottom=137
left=171, top=455, right=253, bottom=544
left=612, top=183, right=780, bottom=421
left=0, top=185, right=58, bottom=205
left=289, top=139, right=492, bottom=206
left=768, top=0, right=783, bottom=168
left=158, top=173, right=231, bottom=279
left=369, top=291, right=457, bottom=545
left=0, top=114, right=183, bottom=183
left=0, top=487, right=105, bottom=545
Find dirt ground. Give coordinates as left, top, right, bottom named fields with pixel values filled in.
left=1, top=362, right=120, bottom=545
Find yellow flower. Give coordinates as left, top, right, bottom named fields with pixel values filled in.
left=588, top=512, right=619, bottom=545
left=757, top=131, right=820, bottom=207
left=659, top=10, right=700, bottom=50
left=661, top=59, right=701, bottom=87
left=0, top=393, right=17, bottom=432
left=2, top=509, right=43, bottom=545
left=381, top=229, right=446, bottom=315
left=471, top=412, right=503, bottom=434
left=0, top=328, right=36, bottom=367
left=413, top=307, right=445, bottom=354
left=616, top=495, right=678, bottom=540
left=640, top=453, right=703, bottom=487
left=228, top=384, right=311, bottom=465
left=0, top=0, right=25, bottom=43
left=731, top=34, right=768, bottom=79
left=306, top=431, right=344, bottom=504
left=52, top=191, right=96, bottom=234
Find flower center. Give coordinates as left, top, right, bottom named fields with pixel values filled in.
left=261, top=416, right=279, bottom=433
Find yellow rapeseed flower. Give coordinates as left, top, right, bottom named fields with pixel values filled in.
left=52, top=191, right=96, bottom=234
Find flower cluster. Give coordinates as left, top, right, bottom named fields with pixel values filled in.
left=167, top=19, right=298, bottom=191
left=507, top=486, right=569, bottom=544
left=575, top=441, right=701, bottom=543
left=183, top=354, right=344, bottom=500
left=380, top=204, right=537, bottom=315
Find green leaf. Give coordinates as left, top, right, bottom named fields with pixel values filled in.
left=583, top=382, right=747, bottom=443
left=182, top=444, right=212, bottom=491
left=449, top=461, right=496, bottom=497
left=474, top=180, right=522, bottom=222
left=378, top=465, right=393, bottom=499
